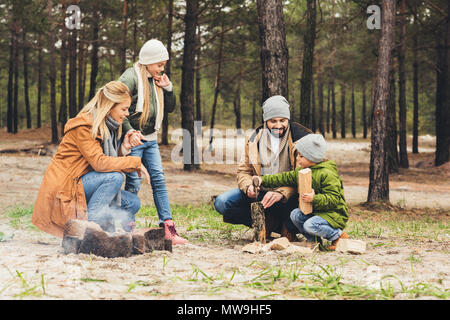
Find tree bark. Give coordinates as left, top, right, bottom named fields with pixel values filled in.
left=234, top=69, right=242, bottom=132
left=367, top=0, right=396, bottom=203
left=48, top=0, right=58, bottom=143
left=208, top=20, right=225, bottom=146
left=311, top=75, right=316, bottom=132
left=434, top=1, right=450, bottom=166
left=36, top=34, right=43, bottom=128
left=7, top=29, right=14, bottom=133
left=88, top=10, right=99, bottom=100
left=412, top=34, right=419, bottom=154
left=121, top=0, right=128, bottom=74
left=78, top=32, right=86, bottom=111
left=161, top=0, right=174, bottom=145
left=331, top=80, right=336, bottom=139
left=68, top=27, right=78, bottom=118
left=195, top=24, right=202, bottom=123
left=398, top=0, right=409, bottom=168
left=13, top=21, right=19, bottom=133
left=326, top=82, right=330, bottom=134
left=59, top=0, right=68, bottom=134
left=317, top=58, right=324, bottom=135
left=256, top=0, right=289, bottom=102
left=340, top=84, right=346, bottom=138
left=387, top=58, right=399, bottom=173
left=351, top=84, right=356, bottom=138
left=22, top=31, right=31, bottom=129
left=299, top=0, right=316, bottom=127
left=180, top=0, right=199, bottom=171
left=362, top=80, right=367, bottom=139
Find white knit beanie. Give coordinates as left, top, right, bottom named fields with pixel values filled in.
left=138, top=39, right=169, bottom=65
left=295, top=134, right=327, bottom=163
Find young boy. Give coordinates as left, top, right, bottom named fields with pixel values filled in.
left=253, top=134, right=349, bottom=250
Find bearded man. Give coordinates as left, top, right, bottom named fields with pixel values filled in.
left=214, top=95, right=312, bottom=240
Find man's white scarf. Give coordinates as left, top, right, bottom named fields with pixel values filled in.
left=133, top=62, right=163, bottom=132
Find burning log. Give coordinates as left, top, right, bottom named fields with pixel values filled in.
left=79, top=226, right=133, bottom=258
left=131, top=228, right=172, bottom=254
left=61, top=219, right=171, bottom=258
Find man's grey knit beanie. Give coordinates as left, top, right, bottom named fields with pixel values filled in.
left=295, top=134, right=327, bottom=163
left=262, top=95, right=290, bottom=122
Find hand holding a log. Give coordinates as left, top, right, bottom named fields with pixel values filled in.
left=300, top=189, right=315, bottom=203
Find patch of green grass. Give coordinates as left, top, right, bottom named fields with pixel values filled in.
left=5, top=205, right=38, bottom=231
left=137, top=203, right=249, bottom=244
left=12, top=270, right=46, bottom=299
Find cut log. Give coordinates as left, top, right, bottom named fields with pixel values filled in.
left=251, top=201, right=266, bottom=243
left=336, top=239, right=366, bottom=254
left=298, top=168, right=313, bottom=214
left=131, top=227, right=171, bottom=254
left=79, top=227, right=133, bottom=258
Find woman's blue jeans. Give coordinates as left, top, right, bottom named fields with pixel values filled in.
left=125, top=140, right=172, bottom=225
left=82, top=171, right=141, bottom=232
left=290, top=208, right=342, bottom=242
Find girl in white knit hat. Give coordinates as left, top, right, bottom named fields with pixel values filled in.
left=118, top=39, right=187, bottom=245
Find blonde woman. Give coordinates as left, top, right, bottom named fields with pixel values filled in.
left=118, top=39, right=187, bottom=245
left=32, top=81, right=149, bottom=237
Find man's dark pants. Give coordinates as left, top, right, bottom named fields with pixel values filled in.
left=214, top=188, right=299, bottom=234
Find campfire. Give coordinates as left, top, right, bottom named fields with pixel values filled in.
left=62, top=219, right=172, bottom=258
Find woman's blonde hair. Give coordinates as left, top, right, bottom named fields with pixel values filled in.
left=78, top=81, right=131, bottom=140
left=137, top=63, right=151, bottom=129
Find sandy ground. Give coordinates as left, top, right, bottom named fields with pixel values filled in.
left=0, top=130, right=449, bottom=299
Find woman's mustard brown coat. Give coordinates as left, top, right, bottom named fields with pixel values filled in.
left=32, top=113, right=142, bottom=238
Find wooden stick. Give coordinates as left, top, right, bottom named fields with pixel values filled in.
left=298, top=168, right=313, bottom=214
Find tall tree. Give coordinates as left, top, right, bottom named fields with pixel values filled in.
left=351, top=84, right=356, bottom=138
left=180, top=0, right=199, bottom=171
left=161, top=0, right=174, bottom=145
left=47, top=0, right=58, bottom=143
left=362, top=80, right=367, bottom=139
left=88, top=9, right=99, bottom=100
left=7, top=29, right=15, bottom=133
left=299, top=0, right=316, bottom=127
left=36, top=34, right=43, bottom=128
left=121, top=0, right=128, bottom=74
left=59, top=0, right=68, bottom=134
left=412, top=34, right=419, bottom=154
left=22, top=31, right=32, bottom=129
left=435, top=1, right=450, bottom=166
left=256, top=0, right=289, bottom=102
left=398, top=0, right=409, bottom=168
left=386, top=56, right=399, bottom=173
left=340, top=83, right=346, bottom=138
left=367, top=0, right=396, bottom=203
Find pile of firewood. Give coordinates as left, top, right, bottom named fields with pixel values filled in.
left=61, top=219, right=172, bottom=258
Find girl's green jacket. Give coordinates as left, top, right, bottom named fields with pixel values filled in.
left=261, top=160, right=348, bottom=230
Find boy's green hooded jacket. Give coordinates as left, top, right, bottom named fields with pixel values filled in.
left=261, top=160, right=348, bottom=230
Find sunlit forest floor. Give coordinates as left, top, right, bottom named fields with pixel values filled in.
left=0, top=126, right=448, bottom=299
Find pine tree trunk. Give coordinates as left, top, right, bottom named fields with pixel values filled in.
left=351, top=84, right=356, bottom=138
left=252, top=96, right=256, bottom=128
left=68, top=27, right=77, bottom=118
left=48, top=0, right=58, bottom=143
left=121, top=0, right=128, bottom=74
left=412, top=35, right=419, bottom=154
left=22, top=32, right=31, bottom=129
left=331, top=80, right=336, bottom=139
left=317, top=60, right=324, bottom=135
left=78, top=34, right=86, bottom=111
left=387, top=59, right=399, bottom=173
left=362, top=80, right=367, bottom=139
left=299, top=0, right=316, bottom=127
left=180, top=0, right=199, bottom=171
left=7, top=29, right=14, bottom=133
left=340, top=84, right=346, bottom=138
left=161, top=0, right=173, bottom=145
left=36, top=34, right=42, bottom=128
left=311, top=75, right=316, bottom=132
left=59, top=1, right=68, bottom=134
left=435, top=1, right=450, bottom=166
left=195, top=24, right=202, bottom=122
left=209, top=20, right=225, bottom=146
left=367, top=0, right=396, bottom=203
left=327, top=83, right=330, bottom=134
left=398, top=0, right=409, bottom=168
left=256, top=0, right=289, bottom=102
left=88, top=11, right=99, bottom=100
left=13, top=23, right=19, bottom=133
left=234, top=70, right=242, bottom=131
